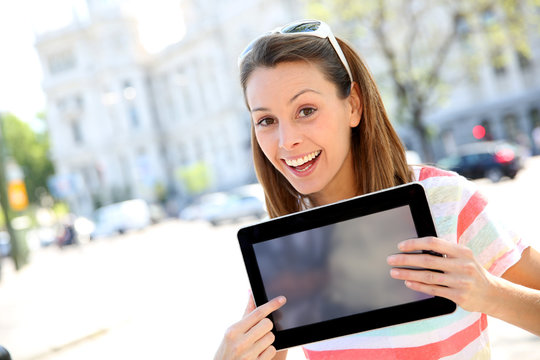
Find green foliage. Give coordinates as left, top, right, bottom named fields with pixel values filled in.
left=52, top=202, right=70, bottom=218
left=305, top=0, right=540, bottom=161
left=1, top=113, right=55, bottom=204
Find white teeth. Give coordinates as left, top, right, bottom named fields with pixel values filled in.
left=285, top=150, right=321, bottom=167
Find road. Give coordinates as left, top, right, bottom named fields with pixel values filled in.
left=0, top=157, right=539, bottom=360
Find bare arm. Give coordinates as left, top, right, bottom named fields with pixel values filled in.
left=493, top=246, right=540, bottom=335
left=388, top=238, right=540, bottom=336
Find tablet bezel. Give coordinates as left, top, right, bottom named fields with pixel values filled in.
left=237, top=182, right=456, bottom=350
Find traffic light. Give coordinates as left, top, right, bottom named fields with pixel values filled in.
left=472, top=125, right=486, bottom=140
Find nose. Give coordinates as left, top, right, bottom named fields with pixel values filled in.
left=278, top=121, right=302, bottom=151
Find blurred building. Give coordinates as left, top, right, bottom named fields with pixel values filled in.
left=422, top=5, right=540, bottom=159
left=35, top=0, right=303, bottom=216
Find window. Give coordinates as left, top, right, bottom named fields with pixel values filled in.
left=517, top=51, right=531, bottom=70
left=481, top=8, right=496, bottom=27
left=178, top=143, right=187, bottom=166
left=123, top=81, right=139, bottom=128
left=503, top=114, right=519, bottom=142
left=128, top=105, right=139, bottom=127
left=491, top=47, right=507, bottom=76
left=71, top=119, right=83, bottom=144
left=75, top=95, right=84, bottom=110
left=455, top=14, right=470, bottom=38
left=480, top=119, right=493, bottom=141
left=530, top=108, right=540, bottom=128
left=48, top=49, right=76, bottom=74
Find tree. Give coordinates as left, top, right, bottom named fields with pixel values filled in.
left=307, top=0, right=540, bottom=161
left=1, top=112, right=55, bottom=203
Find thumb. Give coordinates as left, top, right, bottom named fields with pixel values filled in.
left=243, top=290, right=256, bottom=317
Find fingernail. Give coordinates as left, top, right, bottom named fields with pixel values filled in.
left=387, top=255, right=397, bottom=264
left=398, top=241, right=406, bottom=250
left=277, top=296, right=286, bottom=304
left=390, top=268, right=400, bottom=277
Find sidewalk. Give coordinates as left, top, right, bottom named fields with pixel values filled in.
left=0, top=220, right=539, bottom=359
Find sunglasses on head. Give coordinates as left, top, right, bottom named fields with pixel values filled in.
left=238, top=19, right=353, bottom=83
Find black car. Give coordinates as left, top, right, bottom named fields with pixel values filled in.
left=437, top=141, right=524, bottom=182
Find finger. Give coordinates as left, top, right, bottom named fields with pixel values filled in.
left=404, top=280, right=457, bottom=301
left=238, top=296, right=286, bottom=333
left=243, top=291, right=256, bottom=317
left=258, top=344, right=278, bottom=360
left=387, top=252, right=452, bottom=272
left=248, top=330, right=276, bottom=359
left=244, top=317, right=274, bottom=345
left=390, top=268, right=450, bottom=287
left=397, top=237, right=471, bottom=259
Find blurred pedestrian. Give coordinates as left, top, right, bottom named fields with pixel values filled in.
left=532, top=125, right=540, bottom=155
left=215, top=19, right=540, bottom=360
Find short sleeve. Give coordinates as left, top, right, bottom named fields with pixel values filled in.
left=455, top=176, right=528, bottom=277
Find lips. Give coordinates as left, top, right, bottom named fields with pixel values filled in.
left=282, top=150, right=321, bottom=174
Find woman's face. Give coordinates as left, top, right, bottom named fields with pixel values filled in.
left=245, top=61, right=361, bottom=206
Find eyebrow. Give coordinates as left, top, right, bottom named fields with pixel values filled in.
left=250, top=88, right=321, bottom=113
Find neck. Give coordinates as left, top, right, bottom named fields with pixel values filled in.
left=308, top=151, right=359, bottom=207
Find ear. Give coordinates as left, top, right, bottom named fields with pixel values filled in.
left=347, top=82, right=362, bottom=128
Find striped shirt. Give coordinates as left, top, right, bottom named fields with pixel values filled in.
left=302, top=166, right=528, bottom=360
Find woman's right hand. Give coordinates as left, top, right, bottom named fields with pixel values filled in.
left=214, top=294, right=286, bottom=360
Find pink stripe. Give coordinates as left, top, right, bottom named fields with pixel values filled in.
left=488, top=239, right=528, bottom=276
left=304, top=314, right=488, bottom=360
left=418, top=166, right=454, bottom=181
left=457, top=192, right=487, bottom=243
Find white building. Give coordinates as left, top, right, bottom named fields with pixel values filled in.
left=38, top=1, right=537, bottom=217
left=36, top=0, right=304, bottom=216
left=417, top=6, right=540, bottom=159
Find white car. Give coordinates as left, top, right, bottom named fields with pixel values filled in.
left=91, top=199, right=151, bottom=239
left=204, top=184, right=268, bottom=226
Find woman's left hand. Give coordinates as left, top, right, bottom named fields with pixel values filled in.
left=387, top=236, right=498, bottom=314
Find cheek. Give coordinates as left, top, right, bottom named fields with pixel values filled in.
left=255, top=131, right=279, bottom=166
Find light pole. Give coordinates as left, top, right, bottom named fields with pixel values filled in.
left=0, top=113, right=22, bottom=272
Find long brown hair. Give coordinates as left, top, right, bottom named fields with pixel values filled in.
left=240, top=34, right=413, bottom=218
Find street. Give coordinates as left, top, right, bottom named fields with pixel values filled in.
left=0, top=158, right=539, bottom=360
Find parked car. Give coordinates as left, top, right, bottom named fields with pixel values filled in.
left=204, top=184, right=267, bottom=226
left=91, top=199, right=152, bottom=239
left=178, top=184, right=268, bottom=226
left=178, top=192, right=230, bottom=221
left=204, top=194, right=267, bottom=226
left=437, top=141, right=524, bottom=182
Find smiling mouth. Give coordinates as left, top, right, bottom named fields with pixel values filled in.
left=283, top=150, right=321, bottom=172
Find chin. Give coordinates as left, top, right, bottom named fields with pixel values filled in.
left=287, top=180, right=323, bottom=197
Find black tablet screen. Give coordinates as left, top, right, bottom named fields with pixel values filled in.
left=252, top=205, right=431, bottom=331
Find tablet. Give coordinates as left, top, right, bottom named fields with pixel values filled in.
left=237, top=182, right=456, bottom=350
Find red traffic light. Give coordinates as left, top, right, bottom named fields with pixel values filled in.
left=472, top=125, right=486, bottom=139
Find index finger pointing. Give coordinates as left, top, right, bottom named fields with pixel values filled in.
left=240, top=296, right=286, bottom=333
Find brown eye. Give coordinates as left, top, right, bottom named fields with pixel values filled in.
left=257, top=117, right=275, bottom=126
left=299, top=107, right=316, bottom=117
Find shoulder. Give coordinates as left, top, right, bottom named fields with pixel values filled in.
left=411, top=165, right=483, bottom=218
left=412, top=165, right=460, bottom=182
left=412, top=165, right=475, bottom=191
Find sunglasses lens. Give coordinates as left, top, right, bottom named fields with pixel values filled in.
left=281, top=21, right=321, bottom=34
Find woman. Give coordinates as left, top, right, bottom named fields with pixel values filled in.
left=215, top=20, right=540, bottom=360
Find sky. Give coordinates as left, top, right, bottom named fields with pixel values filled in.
left=0, top=0, right=184, bottom=132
